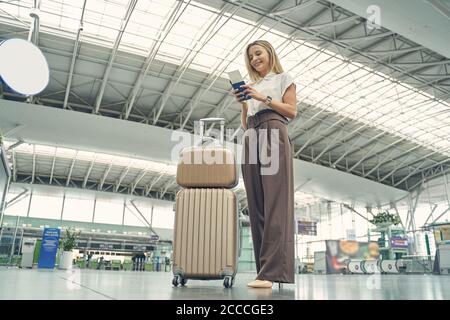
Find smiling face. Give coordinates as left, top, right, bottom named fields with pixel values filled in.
left=247, top=44, right=271, bottom=77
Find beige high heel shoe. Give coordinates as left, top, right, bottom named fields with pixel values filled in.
left=246, top=280, right=273, bottom=288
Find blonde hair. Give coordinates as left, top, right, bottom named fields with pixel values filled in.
left=245, top=40, right=284, bottom=82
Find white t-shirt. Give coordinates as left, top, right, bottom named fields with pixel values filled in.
left=246, top=71, right=295, bottom=121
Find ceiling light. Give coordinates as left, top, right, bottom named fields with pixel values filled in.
left=0, top=38, right=49, bottom=96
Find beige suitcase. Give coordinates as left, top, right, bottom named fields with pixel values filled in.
left=172, top=187, right=238, bottom=288
left=172, top=118, right=239, bottom=288
left=176, top=118, right=237, bottom=188
left=176, top=146, right=237, bottom=188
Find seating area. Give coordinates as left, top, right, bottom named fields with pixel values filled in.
left=73, top=258, right=171, bottom=272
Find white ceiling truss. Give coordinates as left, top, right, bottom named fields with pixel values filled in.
left=0, top=0, right=449, bottom=202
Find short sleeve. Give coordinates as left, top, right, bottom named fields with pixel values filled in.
left=280, top=72, right=296, bottom=98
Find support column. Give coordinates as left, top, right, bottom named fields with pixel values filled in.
left=92, top=198, right=97, bottom=223
left=0, top=174, right=11, bottom=228
left=122, top=200, right=126, bottom=226
left=408, top=193, right=418, bottom=255
left=8, top=216, right=20, bottom=265
left=327, top=201, right=332, bottom=239
left=443, top=172, right=450, bottom=222
left=26, top=192, right=33, bottom=218
left=60, top=195, right=66, bottom=221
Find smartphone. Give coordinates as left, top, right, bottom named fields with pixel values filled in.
left=228, top=70, right=251, bottom=101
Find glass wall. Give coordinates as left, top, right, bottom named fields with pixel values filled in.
left=63, top=196, right=96, bottom=223
left=28, top=194, right=63, bottom=220
left=94, top=198, right=123, bottom=225
left=296, top=174, right=450, bottom=264
left=4, top=193, right=30, bottom=217
left=4, top=184, right=175, bottom=230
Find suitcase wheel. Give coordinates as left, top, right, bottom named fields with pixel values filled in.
left=172, top=276, right=178, bottom=287
left=223, top=276, right=234, bottom=289
left=172, top=275, right=187, bottom=287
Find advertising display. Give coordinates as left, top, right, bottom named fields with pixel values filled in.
left=37, top=228, right=61, bottom=269
left=390, top=237, right=408, bottom=249
left=325, top=240, right=380, bottom=274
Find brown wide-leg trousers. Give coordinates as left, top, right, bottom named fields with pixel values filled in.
left=241, top=109, right=295, bottom=283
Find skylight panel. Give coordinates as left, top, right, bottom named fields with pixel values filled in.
left=119, top=32, right=153, bottom=53
left=35, top=145, right=56, bottom=156
left=0, top=0, right=31, bottom=18
left=56, top=147, right=77, bottom=158
left=192, top=52, right=219, bottom=70
left=158, top=42, right=188, bottom=62
left=202, top=41, right=228, bottom=57
left=1, top=1, right=449, bottom=155
left=165, top=32, right=197, bottom=49
left=71, top=150, right=93, bottom=162
left=435, top=140, right=450, bottom=150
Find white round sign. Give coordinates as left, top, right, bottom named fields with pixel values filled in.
left=0, top=38, right=49, bottom=95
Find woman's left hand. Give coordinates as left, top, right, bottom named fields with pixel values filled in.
left=241, top=85, right=266, bottom=102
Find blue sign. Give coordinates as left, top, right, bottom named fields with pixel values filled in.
left=38, top=228, right=61, bottom=269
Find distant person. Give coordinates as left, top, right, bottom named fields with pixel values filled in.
left=97, top=256, right=104, bottom=270
left=165, top=257, right=171, bottom=272
left=86, top=252, right=93, bottom=268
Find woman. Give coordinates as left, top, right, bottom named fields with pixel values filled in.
left=232, top=40, right=297, bottom=288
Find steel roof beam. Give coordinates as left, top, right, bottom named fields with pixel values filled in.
left=160, top=180, right=175, bottom=199
left=130, top=168, right=147, bottom=194
left=12, top=150, right=17, bottom=182
left=304, top=14, right=360, bottom=30
left=66, top=151, right=78, bottom=187
left=386, top=152, right=450, bottom=184
left=93, top=0, right=137, bottom=114
left=49, top=147, right=57, bottom=185
left=153, top=3, right=233, bottom=126
left=408, top=164, right=450, bottom=191
left=179, top=0, right=295, bottom=128
left=364, top=46, right=424, bottom=56
left=115, top=165, right=131, bottom=192
left=31, top=145, right=36, bottom=184
left=99, top=162, right=113, bottom=190
left=202, top=0, right=335, bottom=125
left=27, top=0, right=41, bottom=46
left=331, top=131, right=386, bottom=166
left=287, top=25, right=403, bottom=137
left=123, top=0, right=187, bottom=119
left=270, top=0, right=319, bottom=16
left=363, top=144, right=422, bottom=178
left=63, top=0, right=86, bottom=110
left=393, top=159, right=441, bottom=187
left=145, top=172, right=167, bottom=197
left=82, top=156, right=96, bottom=189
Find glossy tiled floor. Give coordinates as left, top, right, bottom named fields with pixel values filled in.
left=0, top=267, right=449, bottom=300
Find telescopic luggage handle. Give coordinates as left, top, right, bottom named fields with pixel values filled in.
left=199, top=117, right=225, bottom=145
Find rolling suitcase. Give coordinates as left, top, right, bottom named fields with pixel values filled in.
left=172, top=188, right=238, bottom=288
left=172, top=118, right=239, bottom=288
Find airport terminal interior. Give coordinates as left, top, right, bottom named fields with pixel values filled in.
left=0, top=0, right=450, bottom=300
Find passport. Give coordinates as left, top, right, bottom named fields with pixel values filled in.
left=228, top=70, right=251, bottom=101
